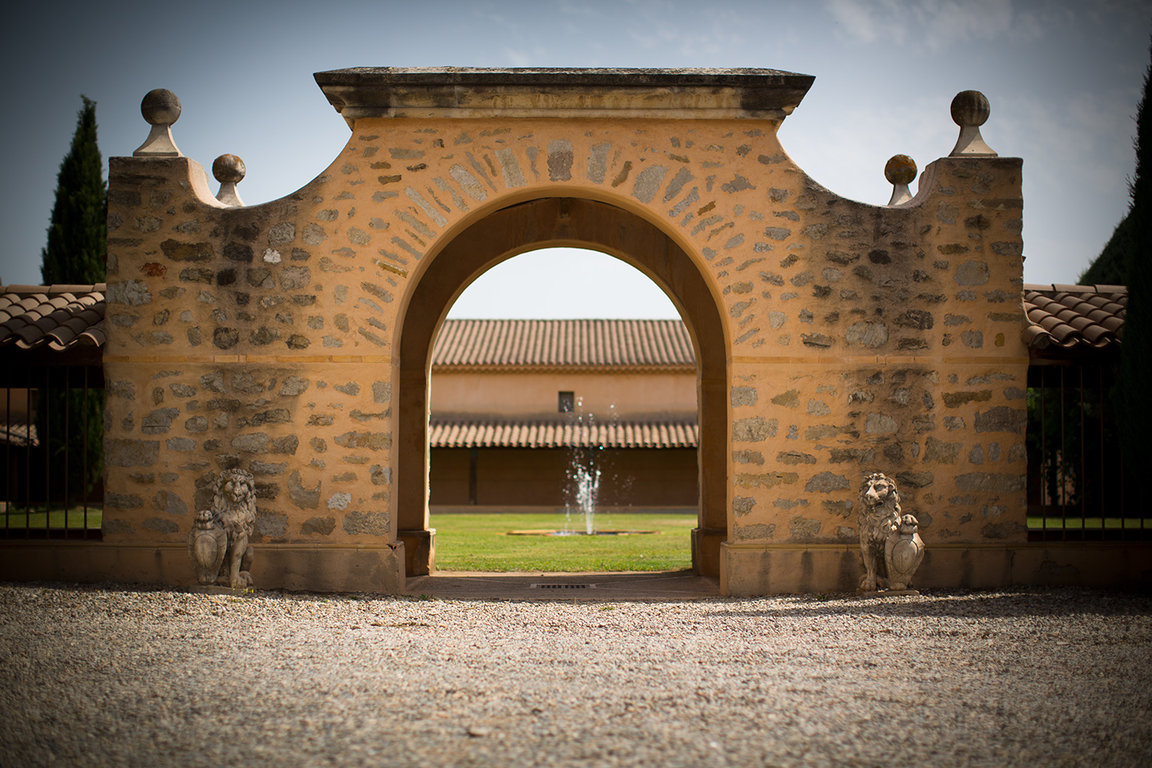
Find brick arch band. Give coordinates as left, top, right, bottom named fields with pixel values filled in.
left=396, top=197, right=728, bottom=576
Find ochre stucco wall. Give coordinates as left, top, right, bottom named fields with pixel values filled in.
left=431, top=370, right=695, bottom=418
left=97, top=72, right=1028, bottom=593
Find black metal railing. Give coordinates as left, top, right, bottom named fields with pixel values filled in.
left=2, top=350, right=1146, bottom=543
left=1, top=363, right=104, bottom=539
left=1026, top=362, right=1148, bottom=540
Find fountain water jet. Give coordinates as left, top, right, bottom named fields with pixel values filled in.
left=565, top=450, right=602, bottom=535
left=507, top=401, right=654, bottom=537
left=561, top=398, right=604, bottom=535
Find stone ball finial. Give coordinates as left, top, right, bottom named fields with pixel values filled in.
left=213, top=154, right=246, bottom=207
left=140, top=89, right=181, bottom=126
left=885, top=154, right=917, bottom=206
left=213, top=154, right=246, bottom=184
left=948, top=90, right=996, bottom=158
left=884, top=154, right=917, bottom=185
left=133, top=89, right=183, bottom=158
left=950, top=90, right=990, bottom=128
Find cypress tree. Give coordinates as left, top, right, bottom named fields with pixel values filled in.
left=1082, top=44, right=1152, bottom=494
left=37, top=97, right=107, bottom=506
left=41, top=96, right=106, bottom=284
left=1119, top=44, right=1152, bottom=480
left=1080, top=210, right=1134, bottom=286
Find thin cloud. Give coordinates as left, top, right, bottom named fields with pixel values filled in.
left=825, top=0, right=1019, bottom=50
left=619, top=2, right=750, bottom=60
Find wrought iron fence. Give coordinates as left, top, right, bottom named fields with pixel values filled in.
left=1026, top=361, right=1148, bottom=540
left=1, top=350, right=1145, bottom=543
left=0, top=363, right=103, bottom=539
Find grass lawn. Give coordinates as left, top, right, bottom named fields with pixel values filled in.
left=0, top=504, right=102, bottom=530
left=432, top=510, right=696, bottom=572
left=1027, top=516, right=1149, bottom=531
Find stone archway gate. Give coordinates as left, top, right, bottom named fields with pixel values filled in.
left=28, top=68, right=1041, bottom=594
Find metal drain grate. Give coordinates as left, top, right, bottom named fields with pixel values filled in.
left=530, top=583, right=596, bottom=589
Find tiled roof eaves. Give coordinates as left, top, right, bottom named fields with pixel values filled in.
left=432, top=363, right=696, bottom=373
left=0, top=284, right=106, bottom=353
left=429, top=418, right=699, bottom=449
left=432, top=318, right=696, bottom=368
left=1021, top=283, right=1126, bottom=356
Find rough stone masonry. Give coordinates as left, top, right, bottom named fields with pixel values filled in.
left=97, top=69, right=1028, bottom=594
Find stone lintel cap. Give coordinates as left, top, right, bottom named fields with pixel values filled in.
left=314, top=67, right=815, bottom=124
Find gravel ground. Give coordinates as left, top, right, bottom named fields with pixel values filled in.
left=2, top=582, right=1151, bottom=768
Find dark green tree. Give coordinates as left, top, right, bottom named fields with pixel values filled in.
left=1081, top=43, right=1152, bottom=490
left=1119, top=44, right=1152, bottom=480
left=41, top=96, right=106, bottom=284
left=37, top=97, right=107, bottom=506
left=1080, top=210, right=1134, bottom=286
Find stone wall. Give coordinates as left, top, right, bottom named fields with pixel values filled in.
left=98, top=70, right=1026, bottom=593
left=722, top=156, right=1028, bottom=590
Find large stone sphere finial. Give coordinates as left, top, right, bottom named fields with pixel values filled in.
left=948, top=90, right=996, bottom=157
left=950, top=90, right=989, bottom=128
left=213, top=154, right=246, bottom=207
left=141, top=88, right=181, bottom=126
left=133, top=88, right=184, bottom=158
left=884, top=154, right=917, bottom=206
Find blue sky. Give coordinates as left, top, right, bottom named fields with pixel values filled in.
left=2, top=0, right=1148, bottom=318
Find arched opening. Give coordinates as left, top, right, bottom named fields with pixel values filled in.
left=444, top=248, right=681, bottom=319
left=397, top=198, right=728, bottom=577
left=429, top=248, right=697, bottom=570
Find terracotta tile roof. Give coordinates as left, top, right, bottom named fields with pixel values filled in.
left=0, top=284, right=106, bottom=352
left=1022, top=284, right=1126, bottom=354
left=432, top=319, right=695, bottom=370
left=429, top=418, right=698, bottom=449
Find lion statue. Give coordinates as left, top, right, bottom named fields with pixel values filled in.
left=187, top=468, right=256, bottom=588
left=858, top=472, right=925, bottom=593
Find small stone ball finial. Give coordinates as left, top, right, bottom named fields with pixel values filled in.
left=885, top=154, right=917, bottom=206
left=948, top=90, right=996, bottom=157
left=213, top=154, right=246, bottom=184
left=133, top=89, right=183, bottom=158
left=213, top=154, right=246, bottom=207
left=884, top=154, right=917, bottom=186
left=140, top=89, right=181, bottom=126
left=950, top=90, right=990, bottom=128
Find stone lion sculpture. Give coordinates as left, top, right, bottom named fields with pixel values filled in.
left=858, top=472, right=925, bottom=593
left=187, top=468, right=256, bottom=588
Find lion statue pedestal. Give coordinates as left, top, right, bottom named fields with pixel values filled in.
left=187, top=468, right=256, bottom=589
left=857, top=472, right=925, bottom=595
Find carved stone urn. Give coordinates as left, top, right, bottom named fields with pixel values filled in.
left=188, top=509, right=227, bottom=585
left=885, top=513, right=925, bottom=591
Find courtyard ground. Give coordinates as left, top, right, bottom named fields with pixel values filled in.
left=1, top=580, right=1149, bottom=767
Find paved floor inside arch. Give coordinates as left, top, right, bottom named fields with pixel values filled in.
left=403, top=569, right=722, bottom=600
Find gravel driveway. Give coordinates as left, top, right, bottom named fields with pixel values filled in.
left=2, top=582, right=1150, bottom=767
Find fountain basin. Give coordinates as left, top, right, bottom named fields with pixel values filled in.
left=506, top=529, right=657, bottom=536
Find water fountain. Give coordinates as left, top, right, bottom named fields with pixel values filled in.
left=564, top=448, right=601, bottom=535
left=507, top=400, right=653, bottom=537
left=562, top=399, right=604, bottom=535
